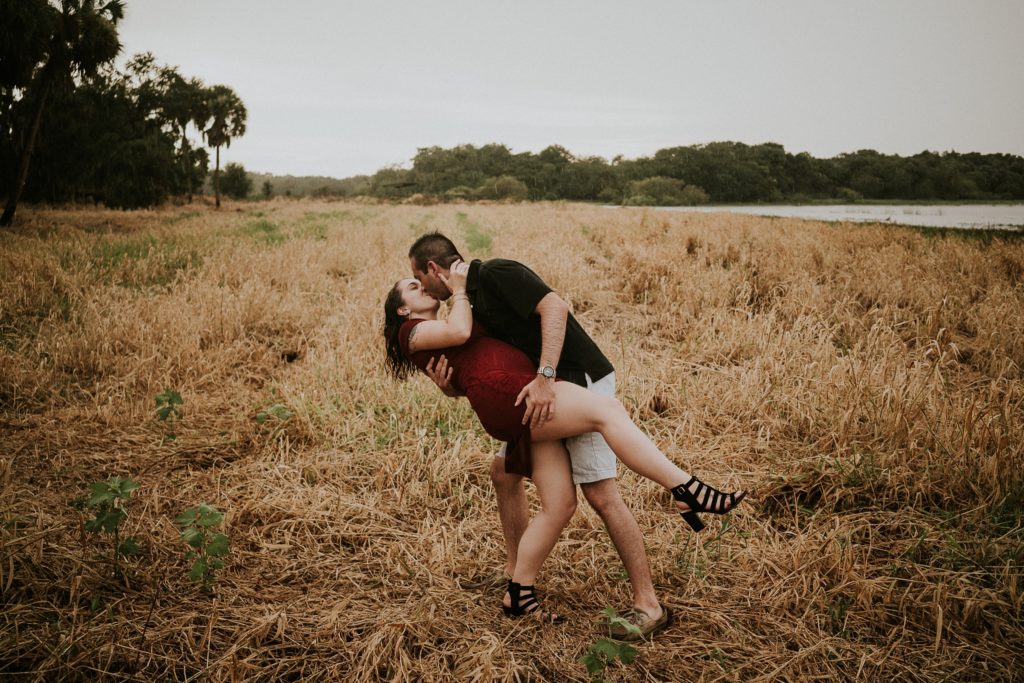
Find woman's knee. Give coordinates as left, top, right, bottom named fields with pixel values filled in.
left=544, top=492, right=577, bottom=524
left=593, top=395, right=628, bottom=429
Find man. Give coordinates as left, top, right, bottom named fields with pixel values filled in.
left=408, top=232, right=669, bottom=640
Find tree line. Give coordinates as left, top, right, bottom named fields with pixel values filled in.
left=245, top=172, right=371, bottom=201
left=355, top=142, right=1024, bottom=205
left=1, top=0, right=247, bottom=225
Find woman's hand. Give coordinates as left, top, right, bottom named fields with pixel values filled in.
left=438, top=259, right=469, bottom=294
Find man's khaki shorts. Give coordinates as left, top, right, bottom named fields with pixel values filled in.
left=497, top=372, right=617, bottom=485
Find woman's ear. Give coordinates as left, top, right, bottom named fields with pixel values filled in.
left=398, top=305, right=410, bottom=317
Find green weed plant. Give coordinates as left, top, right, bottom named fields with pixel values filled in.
left=71, top=476, right=141, bottom=580
left=579, top=608, right=641, bottom=681
left=155, top=387, right=182, bottom=441
left=176, top=504, right=229, bottom=593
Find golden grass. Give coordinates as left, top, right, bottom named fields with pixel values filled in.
left=1, top=200, right=1022, bottom=681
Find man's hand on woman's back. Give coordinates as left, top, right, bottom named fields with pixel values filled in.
left=426, top=355, right=462, bottom=397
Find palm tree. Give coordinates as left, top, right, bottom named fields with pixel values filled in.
left=202, top=85, right=246, bottom=209
left=160, top=69, right=208, bottom=202
left=1, top=0, right=125, bottom=226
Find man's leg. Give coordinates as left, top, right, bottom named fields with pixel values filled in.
left=579, top=477, right=661, bottom=619
left=565, top=372, right=663, bottom=623
left=490, top=455, right=529, bottom=577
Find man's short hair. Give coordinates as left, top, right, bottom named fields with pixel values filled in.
left=408, top=232, right=464, bottom=272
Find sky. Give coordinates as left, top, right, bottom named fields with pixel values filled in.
left=117, top=0, right=1024, bottom=179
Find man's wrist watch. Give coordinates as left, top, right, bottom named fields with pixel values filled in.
left=538, top=365, right=556, bottom=380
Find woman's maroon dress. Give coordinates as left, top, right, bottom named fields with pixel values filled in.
left=399, top=319, right=539, bottom=477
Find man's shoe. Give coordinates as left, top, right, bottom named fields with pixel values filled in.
left=607, top=603, right=673, bottom=641
left=458, top=570, right=509, bottom=591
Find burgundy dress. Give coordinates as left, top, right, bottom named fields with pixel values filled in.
left=399, top=319, right=540, bottom=477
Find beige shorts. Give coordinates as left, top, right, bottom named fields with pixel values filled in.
left=497, top=372, right=617, bottom=485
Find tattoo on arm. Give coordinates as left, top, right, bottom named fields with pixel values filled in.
left=406, top=323, right=420, bottom=353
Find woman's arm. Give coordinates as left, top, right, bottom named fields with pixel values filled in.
left=408, top=261, right=472, bottom=353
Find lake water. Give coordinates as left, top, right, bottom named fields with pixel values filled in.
left=646, top=204, right=1024, bottom=230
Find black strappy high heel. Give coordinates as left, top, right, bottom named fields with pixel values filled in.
left=502, top=580, right=565, bottom=624
left=671, top=475, right=746, bottom=532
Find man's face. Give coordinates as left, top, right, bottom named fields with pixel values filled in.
left=410, top=257, right=451, bottom=300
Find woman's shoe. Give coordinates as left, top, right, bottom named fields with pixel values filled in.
left=671, top=475, right=746, bottom=532
left=502, top=580, right=565, bottom=624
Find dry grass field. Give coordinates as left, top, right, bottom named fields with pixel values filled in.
left=1, top=200, right=1022, bottom=681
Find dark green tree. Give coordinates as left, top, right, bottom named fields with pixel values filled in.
left=624, top=176, right=708, bottom=206
left=220, top=162, right=252, bottom=199
left=25, top=61, right=181, bottom=208
left=559, top=156, right=616, bottom=200
left=1, top=0, right=125, bottom=226
left=0, top=0, right=56, bottom=202
left=202, top=84, right=246, bottom=208
left=370, top=165, right=416, bottom=199
left=158, top=66, right=208, bottom=202
left=474, top=175, right=528, bottom=201
left=534, top=145, right=574, bottom=199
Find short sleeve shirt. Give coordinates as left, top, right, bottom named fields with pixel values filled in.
left=466, top=258, right=613, bottom=387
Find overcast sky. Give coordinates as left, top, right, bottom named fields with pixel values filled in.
left=118, top=0, right=1024, bottom=178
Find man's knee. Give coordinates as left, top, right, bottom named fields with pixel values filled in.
left=580, top=477, right=625, bottom=513
left=490, top=457, right=524, bottom=494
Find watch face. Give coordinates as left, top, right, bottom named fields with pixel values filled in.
left=542, top=366, right=555, bottom=378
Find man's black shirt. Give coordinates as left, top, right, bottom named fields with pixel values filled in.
left=465, top=258, right=613, bottom=387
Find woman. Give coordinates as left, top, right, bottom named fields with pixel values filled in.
left=383, top=261, right=746, bottom=623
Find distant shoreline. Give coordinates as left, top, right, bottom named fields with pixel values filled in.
left=606, top=202, right=1024, bottom=234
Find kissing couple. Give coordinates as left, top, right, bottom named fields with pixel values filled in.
left=383, top=232, right=746, bottom=639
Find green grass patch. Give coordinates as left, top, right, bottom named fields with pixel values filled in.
left=296, top=210, right=369, bottom=238
left=409, top=214, right=436, bottom=236
left=162, top=210, right=202, bottom=225
left=302, top=210, right=353, bottom=223
left=240, top=219, right=286, bottom=245
left=95, top=236, right=161, bottom=267
left=456, top=212, right=493, bottom=255
left=297, top=223, right=328, bottom=240
left=93, top=236, right=202, bottom=287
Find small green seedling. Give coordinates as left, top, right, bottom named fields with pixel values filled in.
left=176, top=504, right=229, bottom=593
left=155, top=387, right=183, bottom=441
left=255, top=402, right=293, bottom=439
left=579, top=608, right=641, bottom=682
left=70, top=476, right=141, bottom=580
left=255, top=402, right=293, bottom=424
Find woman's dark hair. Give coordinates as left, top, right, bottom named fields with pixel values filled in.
left=408, top=232, right=464, bottom=273
left=383, top=281, right=416, bottom=379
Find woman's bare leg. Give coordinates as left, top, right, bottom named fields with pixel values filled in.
left=530, top=382, right=742, bottom=512
left=504, top=440, right=576, bottom=592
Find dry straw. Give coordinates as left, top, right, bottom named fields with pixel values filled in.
left=1, top=200, right=1022, bottom=681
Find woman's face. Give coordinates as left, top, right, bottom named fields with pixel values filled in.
left=397, top=278, right=439, bottom=317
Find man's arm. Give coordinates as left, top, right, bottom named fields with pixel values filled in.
left=514, top=292, right=569, bottom=428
